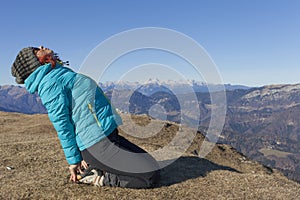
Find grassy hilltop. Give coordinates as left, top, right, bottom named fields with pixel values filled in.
left=0, top=112, right=299, bottom=200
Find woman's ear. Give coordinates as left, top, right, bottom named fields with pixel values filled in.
left=39, top=54, right=56, bottom=67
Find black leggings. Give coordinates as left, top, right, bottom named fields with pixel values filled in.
left=81, top=129, right=160, bottom=188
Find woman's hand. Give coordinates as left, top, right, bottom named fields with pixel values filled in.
left=69, top=163, right=81, bottom=182
left=81, top=160, right=88, bottom=170
left=69, top=160, right=89, bottom=182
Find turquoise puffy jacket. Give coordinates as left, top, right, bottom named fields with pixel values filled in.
left=25, top=63, right=122, bottom=165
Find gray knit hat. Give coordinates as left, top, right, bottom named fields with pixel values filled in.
left=11, top=47, right=42, bottom=84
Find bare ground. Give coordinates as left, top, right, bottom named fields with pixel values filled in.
left=0, top=112, right=299, bottom=200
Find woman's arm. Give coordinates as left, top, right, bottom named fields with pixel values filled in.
left=43, top=86, right=82, bottom=165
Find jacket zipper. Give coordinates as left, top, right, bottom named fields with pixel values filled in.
left=88, top=103, right=101, bottom=127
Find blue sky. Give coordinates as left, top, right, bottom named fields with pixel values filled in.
left=1, top=0, right=299, bottom=87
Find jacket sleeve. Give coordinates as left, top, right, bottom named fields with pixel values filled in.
left=43, top=86, right=82, bottom=165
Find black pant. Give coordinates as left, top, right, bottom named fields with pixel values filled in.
left=81, top=129, right=160, bottom=188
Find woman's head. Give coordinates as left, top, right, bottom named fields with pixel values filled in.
left=11, top=46, right=64, bottom=84
left=34, top=46, right=56, bottom=67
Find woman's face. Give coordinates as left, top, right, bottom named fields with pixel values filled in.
left=34, top=46, right=56, bottom=67
left=35, top=46, right=54, bottom=58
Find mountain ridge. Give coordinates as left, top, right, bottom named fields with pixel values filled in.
left=99, top=79, right=251, bottom=95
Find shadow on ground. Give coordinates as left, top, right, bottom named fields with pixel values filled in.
left=157, top=156, right=240, bottom=187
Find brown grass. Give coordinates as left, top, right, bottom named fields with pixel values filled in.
left=0, top=111, right=299, bottom=200
left=259, top=148, right=293, bottom=158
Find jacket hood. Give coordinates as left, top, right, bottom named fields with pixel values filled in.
left=24, top=63, right=54, bottom=94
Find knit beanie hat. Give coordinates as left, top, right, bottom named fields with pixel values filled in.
left=11, top=47, right=42, bottom=84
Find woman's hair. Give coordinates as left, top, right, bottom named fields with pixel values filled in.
left=53, top=52, right=69, bottom=66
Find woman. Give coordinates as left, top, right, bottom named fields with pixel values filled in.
left=11, top=46, right=160, bottom=188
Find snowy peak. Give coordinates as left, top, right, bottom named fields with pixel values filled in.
left=99, top=79, right=250, bottom=96
left=242, top=84, right=300, bottom=101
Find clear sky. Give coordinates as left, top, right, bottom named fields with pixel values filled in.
left=1, top=0, right=299, bottom=87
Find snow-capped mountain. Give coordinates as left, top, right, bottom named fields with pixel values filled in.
left=99, top=79, right=250, bottom=96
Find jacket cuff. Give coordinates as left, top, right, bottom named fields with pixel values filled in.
left=67, top=154, right=83, bottom=165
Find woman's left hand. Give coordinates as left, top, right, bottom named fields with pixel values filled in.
left=69, top=160, right=89, bottom=182
left=69, top=163, right=81, bottom=182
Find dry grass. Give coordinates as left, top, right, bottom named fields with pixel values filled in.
left=259, top=148, right=293, bottom=158
left=0, top=111, right=300, bottom=200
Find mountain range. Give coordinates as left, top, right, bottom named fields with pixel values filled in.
left=1, top=81, right=300, bottom=182
left=0, top=85, right=46, bottom=114
left=104, top=83, right=300, bottom=182
left=99, top=79, right=250, bottom=96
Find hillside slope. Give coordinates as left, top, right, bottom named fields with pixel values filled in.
left=0, top=85, right=46, bottom=114
left=222, top=84, right=300, bottom=182
left=0, top=112, right=299, bottom=200
left=108, top=84, right=300, bottom=182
